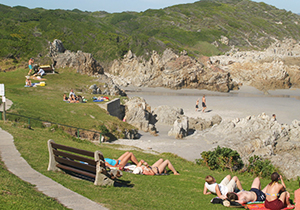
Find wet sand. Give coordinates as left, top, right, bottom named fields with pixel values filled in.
left=110, top=86, right=300, bottom=162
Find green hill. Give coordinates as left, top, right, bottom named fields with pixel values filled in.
left=1, top=0, right=300, bottom=66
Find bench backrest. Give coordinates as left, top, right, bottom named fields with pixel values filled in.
left=47, top=139, right=115, bottom=186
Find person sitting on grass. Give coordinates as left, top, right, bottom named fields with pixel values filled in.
left=33, top=67, right=45, bottom=77
left=25, top=78, right=32, bottom=87
left=226, top=177, right=267, bottom=204
left=264, top=172, right=294, bottom=210
left=203, top=175, right=243, bottom=199
left=133, top=159, right=180, bottom=175
left=63, top=94, right=68, bottom=102
left=68, top=94, right=79, bottom=103
left=105, top=152, right=139, bottom=170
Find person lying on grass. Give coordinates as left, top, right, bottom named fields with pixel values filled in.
left=203, top=175, right=243, bottom=199
left=105, top=152, right=139, bottom=170
left=133, top=159, right=180, bottom=175
left=226, top=177, right=266, bottom=204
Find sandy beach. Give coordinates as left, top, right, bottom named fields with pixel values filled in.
left=111, top=86, right=300, bottom=162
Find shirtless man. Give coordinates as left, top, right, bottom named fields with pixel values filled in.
left=201, top=95, right=207, bottom=113
left=28, top=58, right=34, bottom=75
left=226, top=177, right=266, bottom=204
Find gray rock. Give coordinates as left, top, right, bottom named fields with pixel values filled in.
left=196, top=112, right=300, bottom=179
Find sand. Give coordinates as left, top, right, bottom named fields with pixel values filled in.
left=110, top=86, right=300, bottom=162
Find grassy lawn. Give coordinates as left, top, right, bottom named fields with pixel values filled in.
left=0, top=67, right=298, bottom=209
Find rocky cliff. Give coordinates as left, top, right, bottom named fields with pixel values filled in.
left=209, top=39, right=300, bottom=91
left=107, top=49, right=239, bottom=92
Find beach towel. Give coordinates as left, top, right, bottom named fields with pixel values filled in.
left=246, top=202, right=294, bottom=210
left=93, top=99, right=104, bottom=102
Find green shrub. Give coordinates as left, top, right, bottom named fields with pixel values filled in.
left=245, top=155, right=276, bottom=178
left=198, top=146, right=244, bottom=172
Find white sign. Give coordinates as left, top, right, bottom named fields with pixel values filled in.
left=0, top=84, right=4, bottom=96
left=2, top=96, right=5, bottom=103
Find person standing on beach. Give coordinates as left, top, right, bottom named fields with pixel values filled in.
left=202, top=95, right=207, bottom=113
left=195, top=99, right=199, bottom=111
left=28, top=58, right=34, bottom=75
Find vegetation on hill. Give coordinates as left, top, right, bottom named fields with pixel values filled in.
left=1, top=0, right=300, bottom=67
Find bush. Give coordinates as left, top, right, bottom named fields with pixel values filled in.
left=198, top=146, right=244, bottom=172
left=245, top=155, right=276, bottom=178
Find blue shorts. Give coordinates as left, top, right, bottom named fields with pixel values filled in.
left=29, top=65, right=32, bottom=70
left=250, top=188, right=266, bottom=202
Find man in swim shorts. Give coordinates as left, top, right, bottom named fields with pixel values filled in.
left=28, top=58, right=34, bottom=75
left=226, top=177, right=266, bottom=204
left=202, top=95, right=207, bottom=112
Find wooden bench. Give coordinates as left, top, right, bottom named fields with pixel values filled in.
left=47, top=139, right=122, bottom=186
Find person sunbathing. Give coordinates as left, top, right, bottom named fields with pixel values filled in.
left=264, top=172, right=294, bottom=210
left=133, top=159, right=180, bottom=175
left=203, top=175, right=243, bottom=199
left=104, top=152, right=139, bottom=170
left=226, top=177, right=266, bottom=204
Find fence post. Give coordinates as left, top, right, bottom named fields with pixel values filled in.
left=99, top=133, right=102, bottom=144
left=28, top=118, right=30, bottom=126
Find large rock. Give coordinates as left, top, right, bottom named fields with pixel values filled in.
left=209, top=39, right=300, bottom=90
left=152, top=105, right=184, bottom=125
left=49, top=39, right=103, bottom=76
left=108, top=49, right=238, bottom=92
left=124, top=97, right=157, bottom=134
left=168, top=116, right=189, bottom=139
left=195, top=113, right=300, bottom=179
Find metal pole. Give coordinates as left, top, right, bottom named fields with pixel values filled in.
left=2, top=96, right=6, bottom=122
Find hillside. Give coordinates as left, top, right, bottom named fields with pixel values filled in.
left=1, top=0, right=300, bottom=66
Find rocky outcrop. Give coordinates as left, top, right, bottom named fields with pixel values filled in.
left=108, top=49, right=239, bottom=92
left=195, top=113, right=300, bottom=179
left=124, top=97, right=157, bottom=135
left=49, top=39, right=103, bottom=76
left=209, top=39, right=300, bottom=90
left=168, top=116, right=189, bottom=139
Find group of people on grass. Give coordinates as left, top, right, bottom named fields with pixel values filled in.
left=104, top=151, right=180, bottom=176
left=25, top=58, right=46, bottom=87
left=204, top=172, right=297, bottom=209
left=63, top=89, right=86, bottom=103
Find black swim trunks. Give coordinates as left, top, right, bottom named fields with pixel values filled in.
left=249, top=188, right=266, bottom=202
left=195, top=105, right=198, bottom=108
left=202, top=102, right=206, bottom=107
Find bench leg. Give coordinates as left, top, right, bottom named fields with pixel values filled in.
left=94, top=160, right=114, bottom=186
left=47, top=139, right=59, bottom=171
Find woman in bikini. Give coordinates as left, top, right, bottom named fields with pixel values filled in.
left=104, top=152, right=139, bottom=170
left=264, top=172, right=294, bottom=210
left=134, top=159, right=180, bottom=175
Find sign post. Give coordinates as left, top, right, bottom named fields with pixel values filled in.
left=0, top=84, right=5, bottom=122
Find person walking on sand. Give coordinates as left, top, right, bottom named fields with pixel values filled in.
left=202, top=95, right=207, bottom=112
left=28, top=58, right=34, bottom=75
left=195, top=98, right=199, bottom=111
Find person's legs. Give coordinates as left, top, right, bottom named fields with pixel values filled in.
left=279, top=191, right=293, bottom=208
left=231, top=176, right=243, bottom=191
left=250, top=177, right=261, bottom=190
left=220, top=175, right=231, bottom=186
left=151, top=158, right=164, bottom=168
left=118, top=152, right=139, bottom=167
left=156, top=159, right=180, bottom=175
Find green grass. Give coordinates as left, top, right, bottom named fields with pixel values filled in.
left=0, top=67, right=299, bottom=209
left=0, top=159, right=68, bottom=210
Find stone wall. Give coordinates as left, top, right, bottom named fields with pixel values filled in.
left=98, top=98, right=121, bottom=119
